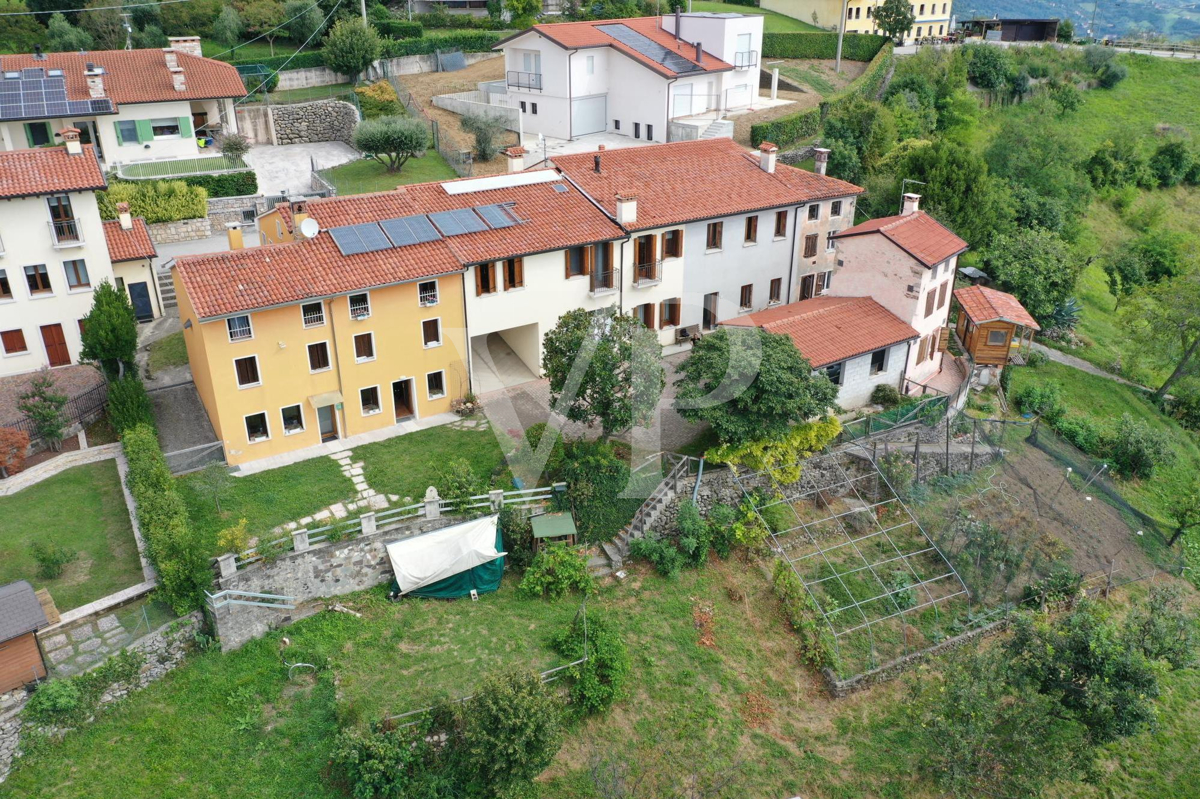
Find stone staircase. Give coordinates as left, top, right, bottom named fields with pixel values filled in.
left=156, top=269, right=177, bottom=311
left=699, top=119, right=734, bottom=140
left=590, top=454, right=696, bottom=576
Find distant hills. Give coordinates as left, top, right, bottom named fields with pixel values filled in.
left=952, top=0, right=1200, bottom=41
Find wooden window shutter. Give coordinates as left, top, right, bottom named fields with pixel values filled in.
left=647, top=303, right=655, bottom=329
left=474, top=264, right=483, bottom=296
left=584, top=246, right=593, bottom=275
left=917, top=337, right=928, bottom=362
left=502, top=260, right=511, bottom=291
left=515, top=258, right=524, bottom=287
left=135, top=119, right=154, bottom=143
left=938, top=327, right=950, bottom=352
left=650, top=235, right=658, bottom=279
left=564, top=250, right=571, bottom=279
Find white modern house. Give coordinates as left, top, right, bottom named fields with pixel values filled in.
left=828, top=194, right=968, bottom=390
left=0, top=135, right=116, bottom=377
left=553, top=138, right=863, bottom=346
left=495, top=12, right=763, bottom=143
left=0, top=40, right=245, bottom=167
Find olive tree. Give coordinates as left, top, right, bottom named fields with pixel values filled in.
left=352, top=115, right=429, bottom=173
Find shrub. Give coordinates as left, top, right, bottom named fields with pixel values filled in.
left=499, top=504, right=535, bottom=572
left=30, top=540, right=78, bottom=579
left=560, top=439, right=635, bottom=543
left=217, top=131, right=251, bottom=158
left=870, top=383, right=901, bottom=409
left=24, top=679, right=82, bottom=723
left=18, top=370, right=68, bottom=451
left=377, top=31, right=504, bottom=58
left=98, top=180, right=207, bottom=223
left=216, top=518, right=250, bottom=555
left=1123, top=583, right=1197, bottom=669
left=372, top=18, right=423, bottom=39
left=354, top=79, right=404, bottom=118
left=174, top=170, right=258, bottom=199
left=629, top=533, right=684, bottom=579
left=460, top=113, right=506, bottom=161
left=519, top=543, right=594, bottom=599
left=1025, top=349, right=1049, bottom=368
left=352, top=115, right=429, bottom=173
left=1054, top=413, right=1105, bottom=454
left=706, top=416, right=842, bottom=484
left=107, top=375, right=155, bottom=434
left=520, top=422, right=565, bottom=481
left=879, top=450, right=915, bottom=498
left=550, top=609, right=631, bottom=715
left=758, top=501, right=795, bottom=535
left=772, top=560, right=838, bottom=669
left=0, top=427, right=29, bottom=478
left=1171, top=376, right=1200, bottom=431
left=676, top=499, right=710, bottom=567
left=1022, top=565, right=1083, bottom=605
left=434, top=457, right=486, bottom=510
left=1107, top=412, right=1174, bottom=479
left=761, top=32, right=888, bottom=61
left=329, top=721, right=446, bottom=799
left=1097, top=61, right=1128, bottom=89
left=1011, top=380, right=1066, bottom=423
left=23, top=650, right=144, bottom=726
left=706, top=503, right=738, bottom=559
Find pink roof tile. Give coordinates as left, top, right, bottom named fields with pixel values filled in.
left=0, top=145, right=106, bottom=199
left=954, top=285, right=1040, bottom=330
left=833, top=210, right=967, bottom=268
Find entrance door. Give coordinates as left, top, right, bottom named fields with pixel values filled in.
left=128, top=282, right=154, bottom=322
left=571, top=96, right=606, bottom=137
left=72, top=121, right=102, bottom=161
left=317, top=405, right=338, bottom=442
left=40, top=324, right=69, bottom=367
left=392, top=379, right=415, bottom=422
left=702, top=292, right=719, bottom=330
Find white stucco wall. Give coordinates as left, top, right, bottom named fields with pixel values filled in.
left=830, top=341, right=910, bottom=408
left=615, top=227, right=687, bottom=345
left=0, top=189, right=116, bottom=377
left=112, top=257, right=163, bottom=319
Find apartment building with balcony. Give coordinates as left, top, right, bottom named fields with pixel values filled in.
left=553, top=138, right=863, bottom=345
left=0, top=136, right=116, bottom=377
left=762, top=0, right=954, bottom=41
left=0, top=40, right=244, bottom=167
left=495, top=12, right=762, bottom=143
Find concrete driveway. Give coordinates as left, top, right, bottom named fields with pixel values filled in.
left=244, top=141, right=359, bottom=196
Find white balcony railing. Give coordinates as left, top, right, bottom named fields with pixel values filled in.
left=49, top=218, right=84, bottom=248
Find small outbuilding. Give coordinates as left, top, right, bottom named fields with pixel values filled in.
left=959, top=18, right=1060, bottom=42
left=531, top=511, right=578, bottom=552
left=953, top=285, right=1040, bottom=367
left=0, top=580, right=51, bottom=693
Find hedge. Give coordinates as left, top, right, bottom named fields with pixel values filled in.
left=761, top=32, right=889, bottom=61
left=97, top=180, right=208, bottom=224
left=107, top=375, right=155, bottom=435
left=122, top=424, right=211, bottom=614
left=174, top=170, right=259, bottom=198
left=751, top=41, right=894, bottom=149
left=373, top=19, right=423, bottom=39
left=723, top=0, right=759, bottom=6
left=380, top=31, right=506, bottom=57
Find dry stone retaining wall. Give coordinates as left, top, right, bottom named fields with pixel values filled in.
left=146, top=217, right=212, bottom=244
left=270, top=99, right=358, bottom=146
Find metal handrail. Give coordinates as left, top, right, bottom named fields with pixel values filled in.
left=734, top=50, right=758, bottom=69
left=506, top=70, right=543, bottom=90
left=632, top=261, right=662, bottom=285
left=49, top=218, right=82, bottom=246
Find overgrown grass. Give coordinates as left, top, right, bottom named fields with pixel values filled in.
left=202, top=39, right=302, bottom=61
left=0, top=460, right=143, bottom=610
left=1009, top=361, right=1200, bottom=528
left=177, top=456, right=355, bottom=548
left=147, top=331, right=189, bottom=372
left=324, top=153, right=458, bottom=195
left=690, top=0, right=822, bottom=31
left=356, top=423, right=509, bottom=502
left=779, top=64, right=838, bottom=95
left=262, top=82, right=354, bottom=104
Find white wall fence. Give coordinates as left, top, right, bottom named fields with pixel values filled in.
left=274, top=51, right=500, bottom=92
left=431, top=90, right=521, bottom=132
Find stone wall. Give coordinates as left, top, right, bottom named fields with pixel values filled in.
left=270, top=99, right=359, bottom=146
left=206, top=194, right=266, bottom=228
left=0, top=613, right=201, bottom=783
left=210, top=515, right=457, bottom=651
left=146, top=217, right=212, bottom=244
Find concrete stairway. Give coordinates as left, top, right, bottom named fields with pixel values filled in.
left=589, top=454, right=695, bottom=576
left=699, top=119, right=734, bottom=140
left=156, top=269, right=177, bottom=311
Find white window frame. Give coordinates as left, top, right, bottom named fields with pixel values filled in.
left=307, top=340, right=332, bottom=374
left=426, top=369, right=447, bottom=400
left=869, top=348, right=888, bottom=375
left=243, top=410, right=270, bottom=443
left=360, top=384, right=383, bottom=416
left=0, top=268, right=13, bottom=303
left=586, top=55, right=595, bottom=74
left=280, top=403, right=305, bottom=435
left=301, top=301, right=325, bottom=328
left=116, top=120, right=138, bottom=146
left=150, top=117, right=182, bottom=140
left=826, top=230, right=838, bottom=252
left=227, top=315, right=253, bottom=343
left=421, top=317, right=443, bottom=349
left=353, top=331, right=376, bottom=363
left=233, top=354, right=261, bottom=389
left=418, top=280, right=439, bottom=307
left=349, top=292, right=371, bottom=320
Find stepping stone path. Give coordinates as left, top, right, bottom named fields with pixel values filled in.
left=448, top=416, right=490, bottom=431
left=40, top=613, right=143, bottom=677
left=268, top=449, right=396, bottom=536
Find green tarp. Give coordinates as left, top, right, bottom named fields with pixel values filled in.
left=387, top=516, right=505, bottom=599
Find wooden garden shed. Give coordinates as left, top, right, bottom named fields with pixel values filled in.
left=953, top=285, right=1040, bottom=367
left=0, top=580, right=50, bottom=693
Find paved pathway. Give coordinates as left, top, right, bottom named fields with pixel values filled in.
left=244, top=141, right=358, bottom=196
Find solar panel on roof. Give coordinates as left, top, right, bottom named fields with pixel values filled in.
left=329, top=223, right=392, bottom=256
left=0, top=73, right=114, bottom=122
left=428, top=209, right=488, bottom=237
left=474, top=204, right=518, bottom=229
left=596, top=24, right=703, bottom=74
left=380, top=214, right=441, bottom=247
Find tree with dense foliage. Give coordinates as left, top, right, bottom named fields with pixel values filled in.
left=132, top=24, right=167, bottom=47
left=1122, top=583, right=1197, bottom=667
left=1057, top=17, right=1075, bottom=41
left=330, top=720, right=450, bottom=799
left=460, top=113, right=506, bottom=161
left=873, top=0, right=914, bottom=42
left=963, top=43, right=1011, bottom=91
left=0, top=1, right=49, bottom=52
left=241, top=0, right=285, bottom=56
left=18, top=371, right=69, bottom=452
left=504, top=0, right=541, bottom=26
left=1104, top=250, right=1147, bottom=307
left=822, top=97, right=897, bottom=174
left=81, top=0, right=126, bottom=49
left=1121, top=268, right=1200, bottom=400
left=542, top=308, right=665, bottom=437
left=1083, top=138, right=1151, bottom=189
left=895, top=139, right=1013, bottom=249
left=322, top=17, right=382, bottom=78
left=1049, top=83, right=1082, bottom=114
left=211, top=5, right=243, bottom=47
left=1168, top=485, right=1200, bottom=547
left=283, top=0, right=325, bottom=43
left=674, top=327, right=838, bottom=447
left=1149, top=138, right=1194, bottom=187
left=983, top=227, right=1080, bottom=323
left=80, top=280, right=139, bottom=380
left=45, top=11, right=93, bottom=51
left=352, top=115, right=429, bottom=173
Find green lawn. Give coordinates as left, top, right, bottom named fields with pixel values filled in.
left=1009, top=361, right=1200, bottom=529
left=325, top=154, right=458, bottom=195
left=262, top=82, right=354, bottom=105
left=0, top=460, right=143, bottom=610
left=690, top=0, right=822, bottom=32
left=203, top=40, right=302, bottom=62
left=177, top=456, right=355, bottom=548
left=147, top=331, right=189, bottom=372
left=356, top=423, right=509, bottom=502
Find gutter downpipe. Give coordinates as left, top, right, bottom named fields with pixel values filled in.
left=567, top=50, right=575, bottom=140
left=665, top=77, right=678, bottom=139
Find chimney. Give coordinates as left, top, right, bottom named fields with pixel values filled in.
left=758, top=141, right=778, bottom=174
left=116, top=201, right=133, bottom=230
left=593, top=153, right=602, bottom=173
left=170, top=67, right=186, bottom=92
left=163, top=48, right=179, bottom=70
left=694, top=41, right=703, bottom=65
left=503, top=145, right=527, bottom=173
left=902, top=193, right=921, bottom=216
left=597, top=144, right=605, bottom=151
left=226, top=222, right=244, bottom=251
left=34, top=45, right=45, bottom=61
left=674, top=8, right=681, bottom=40
left=168, top=36, right=203, bottom=58
left=813, top=147, right=831, bottom=176
left=60, top=127, right=82, bottom=155
left=615, top=193, right=637, bottom=226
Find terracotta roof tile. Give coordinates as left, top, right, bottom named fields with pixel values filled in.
left=0, top=49, right=245, bottom=112
left=0, top=145, right=106, bottom=199
left=554, top=139, right=862, bottom=231
left=176, top=171, right=623, bottom=319
left=722, top=296, right=919, bottom=367
left=833, top=210, right=967, bottom=268
left=103, top=218, right=157, bottom=262
left=503, top=17, right=733, bottom=78
left=954, top=285, right=1040, bottom=330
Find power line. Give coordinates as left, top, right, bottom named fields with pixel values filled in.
left=206, top=0, right=325, bottom=60
left=234, top=0, right=343, bottom=106
left=0, top=0, right=193, bottom=17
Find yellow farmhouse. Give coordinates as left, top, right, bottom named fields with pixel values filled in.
left=761, top=0, right=954, bottom=41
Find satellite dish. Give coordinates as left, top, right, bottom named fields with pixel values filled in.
left=299, top=217, right=320, bottom=239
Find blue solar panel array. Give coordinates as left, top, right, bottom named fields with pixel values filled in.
left=330, top=206, right=524, bottom=255
left=329, top=223, right=393, bottom=256
left=474, top=204, right=518, bottom=229
left=596, top=24, right=703, bottom=74
left=429, top=209, right=489, bottom=237
left=0, top=68, right=115, bottom=123
left=380, top=214, right=442, bottom=246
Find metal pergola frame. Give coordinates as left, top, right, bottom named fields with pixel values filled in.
left=733, top=449, right=971, bottom=674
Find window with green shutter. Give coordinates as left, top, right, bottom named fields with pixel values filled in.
left=178, top=116, right=193, bottom=138
left=24, top=122, right=51, bottom=147
left=115, top=120, right=139, bottom=145
left=134, top=119, right=154, bottom=142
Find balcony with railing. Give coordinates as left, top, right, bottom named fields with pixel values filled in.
left=506, top=71, right=543, bottom=91
left=733, top=50, right=759, bottom=69
left=589, top=269, right=617, bottom=297
left=418, top=284, right=439, bottom=307
left=49, top=218, right=84, bottom=248
left=632, top=261, right=662, bottom=287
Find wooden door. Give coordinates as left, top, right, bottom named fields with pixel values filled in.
left=0, top=632, right=47, bottom=693
left=40, top=324, right=70, bottom=367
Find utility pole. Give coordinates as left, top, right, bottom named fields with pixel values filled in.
left=835, top=0, right=850, bottom=73
left=361, top=0, right=368, bottom=26
left=1090, top=0, right=1101, bottom=42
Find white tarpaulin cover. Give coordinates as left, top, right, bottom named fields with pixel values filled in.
left=386, top=514, right=505, bottom=595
